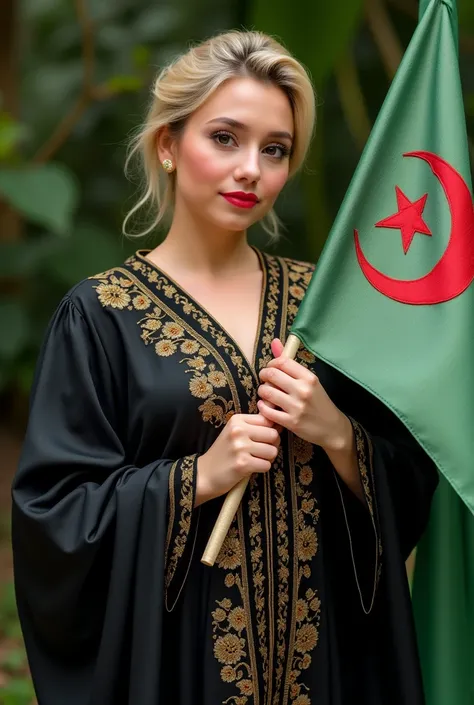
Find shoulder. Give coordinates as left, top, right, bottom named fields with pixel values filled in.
left=260, top=250, right=315, bottom=295
left=41, top=262, right=139, bottom=368
left=61, top=259, right=139, bottom=323
left=261, top=250, right=315, bottom=277
left=278, top=254, right=315, bottom=279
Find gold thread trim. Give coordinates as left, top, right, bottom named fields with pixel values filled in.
left=250, top=247, right=268, bottom=371
left=91, top=267, right=243, bottom=420
left=264, top=472, right=275, bottom=704
left=238, top=505, right=260, bottom=705
left=164, top=454, right=197, bottom=593
left=283, top=435, right=300, bottom=704
left=333, top=418, right=382, bottom=615
left=124, top=258, right=260, bottom=415
left=135, top=248, right=267, bottom=379
left=165, top=459, right=179, bottom=562
left=279, top=257, right=290, bottom=342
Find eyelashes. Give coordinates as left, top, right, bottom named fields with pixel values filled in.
left=210, top=130, right=291, bottom=160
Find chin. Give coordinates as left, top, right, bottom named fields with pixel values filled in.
left=205, top=212, right=260, bottom=233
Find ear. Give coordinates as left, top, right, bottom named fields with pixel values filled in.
left=156, top=125, right=177, bottom=166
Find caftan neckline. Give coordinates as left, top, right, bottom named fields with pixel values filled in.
left=135, top=246, right=269, bottom=376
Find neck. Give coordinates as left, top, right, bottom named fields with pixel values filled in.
left=148, top=204, right=258, bottom=279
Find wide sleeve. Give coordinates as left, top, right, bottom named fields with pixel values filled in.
left=314, top=357, right=439, bottom=620
left=343, top=377, right=439, bottom=561
left=323, top=414, right=381, bottom=615
left=314, top=358, right=439, bottom=701
left=11, top=296, right=199, bottom=705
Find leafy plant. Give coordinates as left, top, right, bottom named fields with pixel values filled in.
left=0, top=583, right=21, bottom=639
left=0, top=0, right=473, bottom=405
left=0, top=584, right=33, bottom=704
left=0, top=678, right=36, bottom=705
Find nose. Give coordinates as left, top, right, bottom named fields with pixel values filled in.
left=234, top=147, right=261, bottom=184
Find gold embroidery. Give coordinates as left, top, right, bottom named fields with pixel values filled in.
left=217, top=527, right=242, bottom=571
left=352, top=418, right=376, bottom=522
left=288, top=284, right=305, bottom=300
left=93, top=252, right=325, bottom=704
left=269, top=256, right=318, bottom=704
left=247, top=475, right=268, bottom=692
left=126, top=253, right=263, bottom=421
left=263, top=473, right=275, bottom=704
left=214, top=524, right=255, bottom=704
left=209, top=254, right=283, bottom=704
left=96, top=281, right=131, bottom=309
left=164, top=459, right=179, bottom=577
left=164, top=454, right=197, bottom=592
left=284, top=437, right=322, bottom=703
left=92, top=267, right=241, bottom=427
left=133, top=293, right=151, bottom=309
left=296, top=349, right=316, bottom=365
left=281, top=259, right=321, bottom=701
left=142, top=304, right=235, bottom=416
left=344, top=418, right=383, bottom=612
left=273, top=448, right=290, bottom=700
left=284, top=258, right=315, bottom=332
left=292, top=436, right=314, bottom=466
left=256, top=254, right=281, bottom=372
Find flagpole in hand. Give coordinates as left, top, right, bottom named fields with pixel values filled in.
left=201, top=334, right=301, bottom=567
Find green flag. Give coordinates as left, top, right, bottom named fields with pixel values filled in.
left=290, top=0, right=474, bottom=702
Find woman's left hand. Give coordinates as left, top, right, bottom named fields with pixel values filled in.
left=257, top=338, right=352, bottom=452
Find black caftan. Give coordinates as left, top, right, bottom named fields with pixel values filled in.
left=11, top=249, right=438, bottom=705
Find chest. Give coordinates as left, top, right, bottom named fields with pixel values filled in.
left=175, top=273, right=264, bottom=365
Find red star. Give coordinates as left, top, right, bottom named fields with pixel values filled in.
left=375, top=186, right=432, bottom=254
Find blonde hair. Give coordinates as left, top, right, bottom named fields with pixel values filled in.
left=123, top=30, right=316, bottom=240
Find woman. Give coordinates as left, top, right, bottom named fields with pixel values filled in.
left=12, top=30, right=438, bottom=705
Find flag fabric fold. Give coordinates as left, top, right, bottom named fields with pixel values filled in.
left=290, top=0, right=474, bottom=701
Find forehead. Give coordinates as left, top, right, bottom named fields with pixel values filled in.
left=190, top=76, right=294, bottom=134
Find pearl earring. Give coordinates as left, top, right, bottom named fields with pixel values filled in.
left=162, top=159, right=174, bottom=173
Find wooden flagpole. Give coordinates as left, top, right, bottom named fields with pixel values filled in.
left=201, top=334, right=301, bottom=566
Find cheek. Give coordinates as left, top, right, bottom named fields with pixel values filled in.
left=262, top=166, right=290, bottom=201
left=179, top=138, right=226, bottom=186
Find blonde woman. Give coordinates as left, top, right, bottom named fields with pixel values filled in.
left=12, top=30, right=437, bottom=705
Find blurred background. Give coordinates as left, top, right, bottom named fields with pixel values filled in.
left=0, top=0, right=473, bottom=701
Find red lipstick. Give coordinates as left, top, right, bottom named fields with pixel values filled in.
left=221, top=191, right=259, bottom=209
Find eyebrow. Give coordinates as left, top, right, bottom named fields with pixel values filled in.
left=206, top=117, right=293, bottom=142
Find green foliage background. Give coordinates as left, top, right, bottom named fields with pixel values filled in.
left=0, top=0, right=473, bottom=412
left=0, top=2, right=473, bottom=700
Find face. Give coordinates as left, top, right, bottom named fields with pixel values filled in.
left=159, top=76, right=294, bottom=233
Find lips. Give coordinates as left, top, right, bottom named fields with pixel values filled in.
left=221, top=192, right=259, bottom=209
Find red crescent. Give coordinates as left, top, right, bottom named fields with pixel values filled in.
left=354, top=151, right=474, bottom=304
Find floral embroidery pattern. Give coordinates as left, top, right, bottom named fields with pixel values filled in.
left=285, top=260, right=315, bottom=330
left=92, top=253, right=326, bottom=704
left=284, top=437, right=322, bottom=703
left=247, top=474, right=268, bottom=691
left=209, top=255, right=283, bottom=705
left=256, top=254, right=281, bottom=372
left=92, top=258, right=262, bottom=426
left=282, top=263, right=320, bottom=704
left=217, top=526, right=243, bottom=572
left=213, top=526, right=255, bottom=704
left=273, top=449, right=290, bottom=699
left=258, top=257, right=316, bottom=703
left=351, top=419, right=376, bottom=522
left=164, top=455, right=197, bottom=595
left=126, top=255, right=261, bottom=421
left=141, top=304, right=236, bottom=426
left=345, top=418, right=383, bottom=608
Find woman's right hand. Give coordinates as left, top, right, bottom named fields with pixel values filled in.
left=195, top=413, right=281, bottom=506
